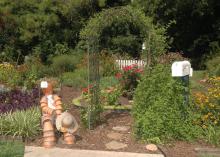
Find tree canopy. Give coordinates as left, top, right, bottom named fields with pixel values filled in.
left=0, top=0, right=219, bottom=68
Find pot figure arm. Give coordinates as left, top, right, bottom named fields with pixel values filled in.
left=40, top=97, right=54, bottom=115
left=54, top=95, right=62, bottom=116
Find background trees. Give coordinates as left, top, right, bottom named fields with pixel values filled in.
left=0, top=0, right=219, bottom=69
left=132, top=0, right=220, bottom=68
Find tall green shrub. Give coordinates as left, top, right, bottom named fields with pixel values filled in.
left=51, top=54, right=83, bottom=74
left=133, top=65, right=202, bottom=143
left=62, top=68, right=87, bottom=88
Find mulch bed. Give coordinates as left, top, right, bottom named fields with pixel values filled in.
left=26, top=86, right=216, bottom=157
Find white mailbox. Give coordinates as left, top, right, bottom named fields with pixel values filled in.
left=172, top=61, right=193, bottom=77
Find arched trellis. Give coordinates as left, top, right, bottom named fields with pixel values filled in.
left=80, top=6, right=167, bottom=129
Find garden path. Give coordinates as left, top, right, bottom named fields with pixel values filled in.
left=24, top=146, right=164, bottom=157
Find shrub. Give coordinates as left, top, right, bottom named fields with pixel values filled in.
left=100, top=76, right=119, bottom=90
left=62, top=68, right=87, bottom=88
left=116, top=64, right=143, bottom=99
left=101, top=86, right=121, bottom=106
left=0, top=107, right=41, bottom=139
left=99, top=51, right=119, bottom=77
left=193, top=77, right=220, bottom=128
left=0, top=63, right=22, bottom=87
left=206, top=55, right=220, bottom=76
left=51, top=54, right=83, bottom=74
left=20, top=56, right=55, bottom=88
left=133, top=65, right=202, bottom=143
left=80, top=85, right=103, bottom=129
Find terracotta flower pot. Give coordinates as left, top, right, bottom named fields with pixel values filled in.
left=43, top=141, right=55, bottom=148
left=64, top=133, right=75, bottom=145
left=43, top=131, right=55, bottom=138
left=43, top=121, right=54, bottom=131
left=43, top=121, right=55, bottom=148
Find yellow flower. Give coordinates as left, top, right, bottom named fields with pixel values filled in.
left=202, top=124, right=207, bottom=129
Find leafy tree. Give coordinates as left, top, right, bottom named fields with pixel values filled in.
left=0, top=0, right=100, bottom=63
left=132, top=0, right=220, bottom=68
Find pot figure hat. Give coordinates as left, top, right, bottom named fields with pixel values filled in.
left=56, top=112, right=79, bottom=134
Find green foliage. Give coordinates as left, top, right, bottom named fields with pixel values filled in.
left=206, top=54, right=220, bottom=76
left=99, top=52, right=119, bottom=77
left=101, top=86, right=121, bottom=106
left=80, top=94, right=103, bottom=129
left=0, top=0, right=98, bottom=63
left=0, top=107, right=41, bottom=139
left=133, top=65, right=202, bottom=143
left=190, top=70, right=206, bottom=92
left=202, top=125, right=220, bottom=145
left=51, top=54, right=83, bottom=74
left=0, top=63, right=23, bottom=87
left=62, top=68, right=87, bottom=88
left=80, top=6, right=167, bottom=59
left=0, top=141, right=24, bottom=157
left=116, top=64, right=143, bottom=99
left=100, top=76, right=119, bottom=89
left=132, top=0, right=220, bottom=68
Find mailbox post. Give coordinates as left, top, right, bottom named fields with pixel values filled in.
left=172, top=61, right=193, bottom=118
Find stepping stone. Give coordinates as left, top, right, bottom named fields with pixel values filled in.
left=112, top=126, right=130, bottom=132
left=146, top=144, right=158, bottom=152
left=107, top=132, right=123, bottom=140
left=105, top=141, right=128, bottom=150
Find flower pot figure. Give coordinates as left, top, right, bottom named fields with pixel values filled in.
left=40, top=81, right=78, bottom=148
left=56, top=112, right=79, bottom=145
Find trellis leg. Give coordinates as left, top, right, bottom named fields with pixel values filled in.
left=87, top=37, right=101, bottom=129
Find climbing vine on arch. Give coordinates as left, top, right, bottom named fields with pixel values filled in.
left=79, top=6, right=168, bottom=62
left=79, top=6, right=168, bottom=129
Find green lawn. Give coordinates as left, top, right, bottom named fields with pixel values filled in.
left=0, top=140, right=24, bottom=157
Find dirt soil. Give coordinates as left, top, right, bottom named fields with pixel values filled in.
left=27, top=86, right=216, bottom=157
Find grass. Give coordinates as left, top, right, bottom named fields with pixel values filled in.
left=190, top=70, right=207, bottom=92
left=199, top=154, right=216, bottom=157
left=0, top=140, right=24, bottom=157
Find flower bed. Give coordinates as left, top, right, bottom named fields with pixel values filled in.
left=0, top=88, right=39, bottom=114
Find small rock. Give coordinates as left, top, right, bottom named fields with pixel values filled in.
left=112, top=126, right=130, bottom=132
left=107, top=132, right=123, bottom=140
left=105, top=141, right=128, bottom=150
left=146, top=144, right=158, bottom=152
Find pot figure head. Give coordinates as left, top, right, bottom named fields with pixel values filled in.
left=41, top=81, right=53, bottom=96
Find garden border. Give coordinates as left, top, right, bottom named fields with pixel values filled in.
left=72, top=96, right=132, bottom=110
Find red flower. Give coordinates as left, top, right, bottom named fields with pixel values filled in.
left=134, top=68, right=143, bottom=73
left=82, top=87, right=88, bottom=93
left=82, top=84, right=93, bottom=94
left=115, top=73, right=122, bottom=79
left=123, top=65, right=132, bottom=71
